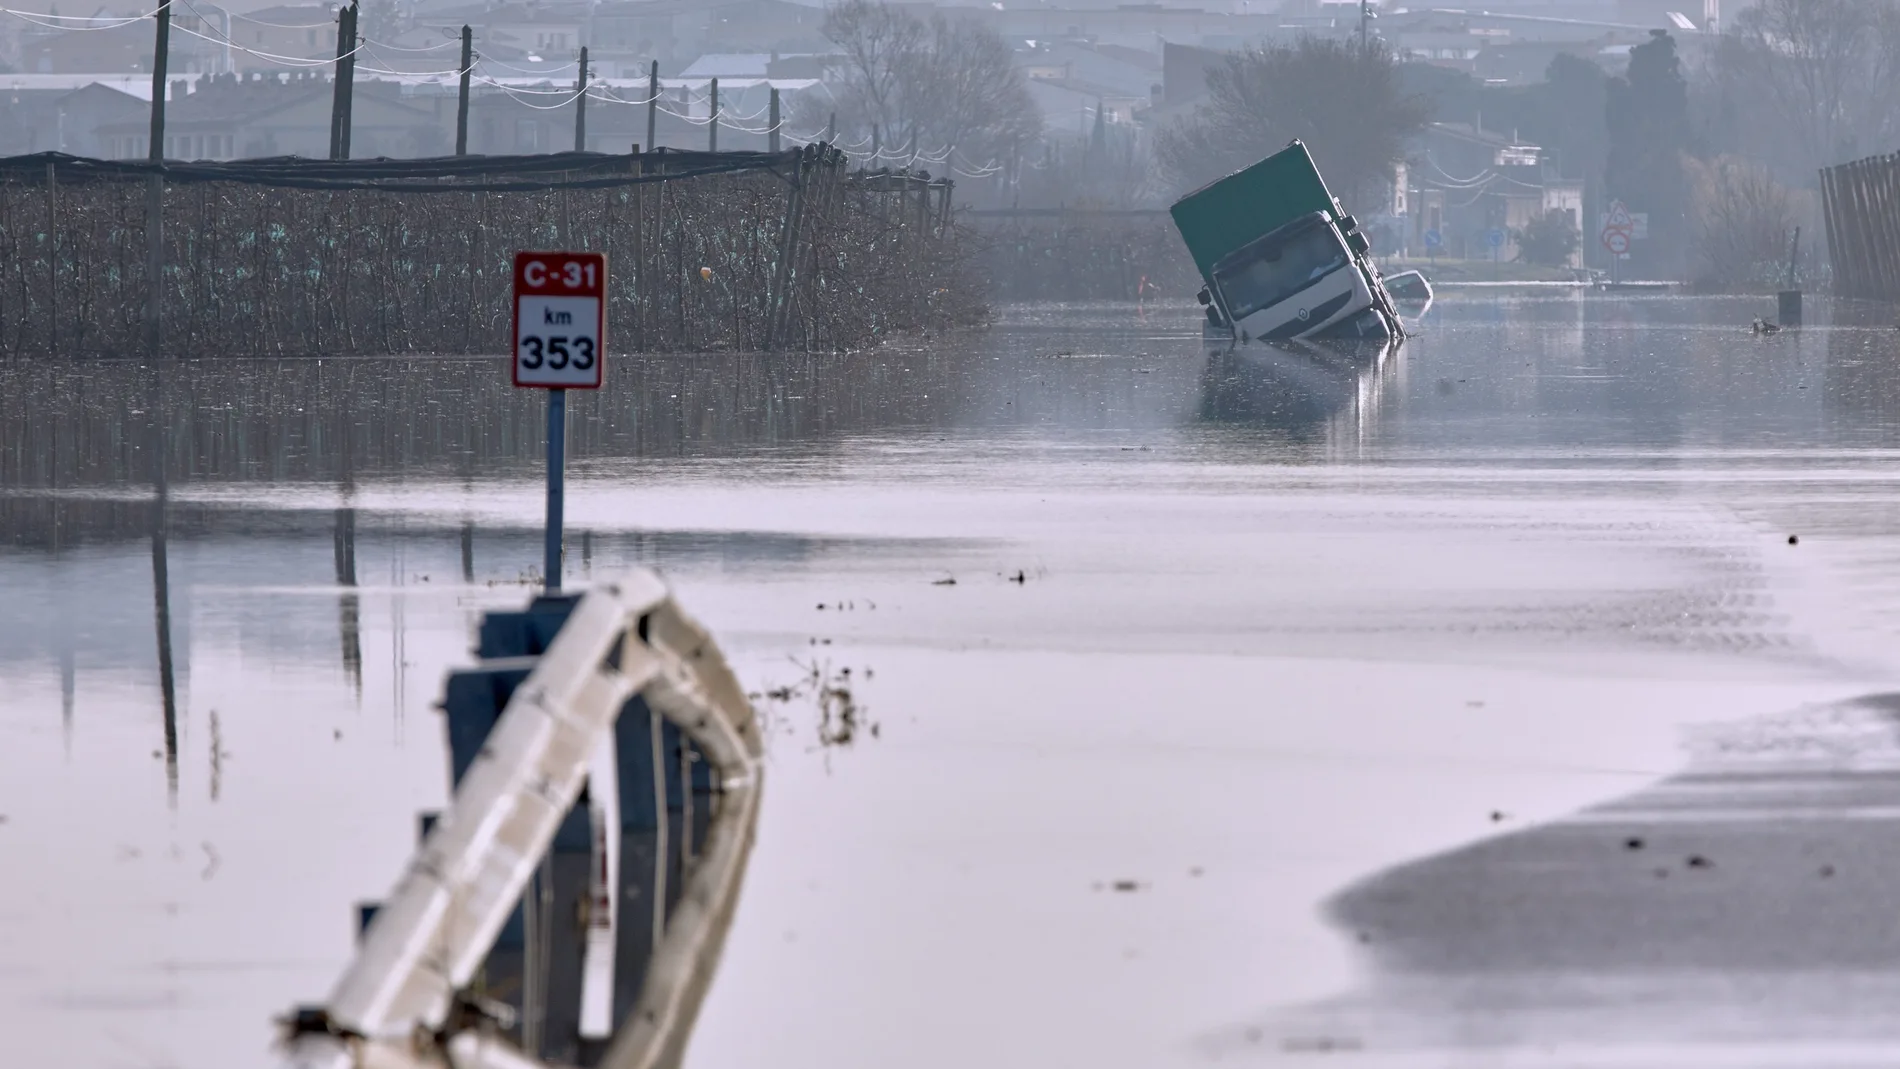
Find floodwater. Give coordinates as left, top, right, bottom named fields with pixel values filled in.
left=8, top=294, right=1900, bottom=1068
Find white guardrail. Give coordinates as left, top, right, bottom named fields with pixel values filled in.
left=280, top=571, right=763, bottom=1069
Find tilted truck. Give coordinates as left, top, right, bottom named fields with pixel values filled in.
left=1170, top=139, right=1411, bottom=344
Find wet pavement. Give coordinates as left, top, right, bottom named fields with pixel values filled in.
left=7, top=294, right=1900, bottom=1067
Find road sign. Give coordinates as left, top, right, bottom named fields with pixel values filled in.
left=1602, top=228, right=1630, bottom=256
left=1485, top=228, right=1505, bottom=248
left=1606, top=200, right=1633, bottom=232
left=1629, top=212, right=1648, bottom=240
left=513, top=250, right=605, bottom=593
left=1424, top=228, right=1443, bottom=248
left=513, top=251, right=605, bottom=390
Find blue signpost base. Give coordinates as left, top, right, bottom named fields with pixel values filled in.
left=546, top=388, right=566, bottom=592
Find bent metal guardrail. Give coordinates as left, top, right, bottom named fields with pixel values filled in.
left=279, top=571, right=762, bottom=1069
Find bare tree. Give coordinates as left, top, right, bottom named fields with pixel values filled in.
left=1684, top=154, right=1809, bottom=287
left=808, top=0, right=1040, bottom=171
left=819, top=0, right=923, bottom=142
left=1155, top=37, right=1427, bottom=211
left=907, top=14, right=1041, bottom=168
left=1712, top=0, right=1900, bottom=177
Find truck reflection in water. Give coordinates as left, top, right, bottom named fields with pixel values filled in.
left=1196, top=336, right=1402, bottom=444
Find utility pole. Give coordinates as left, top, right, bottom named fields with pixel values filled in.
left=145, top=0, right=171, bottom=356
left=1359, top=0, right=1373, bottom=51
left=329, top=1, right=358, bottom=160
left=708, top=77, right=718, bottom=152
left=340, top=0, right=357, bottom=159
left=646, top=60, right=658, bottom=153
left=574, top=46, right=588, bottom=151
left=148, top=3, right=169, bottom=161
left=768, top=87, right=780, bottom=153
left=455, top=25, right=472, bottom=155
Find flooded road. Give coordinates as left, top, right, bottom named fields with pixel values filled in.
left=7, top=294, right=1900, bottom=1068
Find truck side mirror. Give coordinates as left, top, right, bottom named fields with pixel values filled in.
left=1337, top=214, right=1359, bottom=233
left=1196, top=287, right=1211, bottom=306
left=1347, top=231, right=1371, bottom=255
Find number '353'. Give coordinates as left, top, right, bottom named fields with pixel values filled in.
left=520, top=336, right=595, bottom=370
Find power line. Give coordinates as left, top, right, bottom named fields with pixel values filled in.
left=0, top=3, right=167, bottom=30
left=476, top=76, right=591, bottom=110
left=170, top=20, right=365, bottom=66
left=228, top=8, right=332, bottom=28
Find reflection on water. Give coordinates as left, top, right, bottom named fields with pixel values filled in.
left=151, top=370, right=180, bottom=803
left=335, top=508, right=362, bottom=697
left=1198, top=338, right=1400, bottom=449
left=6, top=297, right=1900, bottom=501
left=11, top=295, right=1900, bottom=759
left=152, top=492, right=179, bottom=803
left=9, top=295, right=1900, bottom=1067
left=12, top=295, right=1900, bottom=782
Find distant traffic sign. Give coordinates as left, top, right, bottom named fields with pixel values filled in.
left=1424, top=228, right=1443, bottom=248
left=513, top=251, right=606, bottom=390
left=1602, top=228, right=1630, bottom=256
left=1606, top=200, right=1634, bottom=232
left=1485, top=228, right=1505, bottom=248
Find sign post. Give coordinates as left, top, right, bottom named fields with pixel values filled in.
left=513, top=250, right=606, bottom=592
left=1600, top=200, right=1634, bottom=284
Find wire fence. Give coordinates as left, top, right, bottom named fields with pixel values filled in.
left=0, top=146, right=976, bottom=357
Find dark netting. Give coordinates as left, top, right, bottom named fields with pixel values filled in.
left=0, top=148, right=982, bottom=356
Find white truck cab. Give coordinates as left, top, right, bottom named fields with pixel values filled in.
left=1206, top=210, right=1392, bottom=343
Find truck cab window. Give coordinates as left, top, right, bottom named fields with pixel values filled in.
left=1214, top=223, right=1349, bottom=320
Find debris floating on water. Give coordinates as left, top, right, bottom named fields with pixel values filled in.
left=754, top=659, right=879, bottom=750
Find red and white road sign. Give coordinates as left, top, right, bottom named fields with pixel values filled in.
left=513, top=251, right=605, bottom=389
left=1605, top=200, right=1633, bottom=232
left=1602, top=228, right=1630, bottom=256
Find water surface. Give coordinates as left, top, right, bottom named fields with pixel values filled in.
left=7, top=294, right=1900, bottom=1068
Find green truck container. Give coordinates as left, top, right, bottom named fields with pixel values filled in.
left=1169, top=140, right=1339, bottom=284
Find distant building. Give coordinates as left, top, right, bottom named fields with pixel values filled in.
left=91, top=71, right=451, bottom=158
left=1381, top=8, right=1660, bottom=83
left=217, top=4, right=341, bottom=71
left=0, top=80, right=146, bottom=155
left=1411, top=121, right=1585, bottom=265
left=1017, top=39, right=1156, bottom=137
